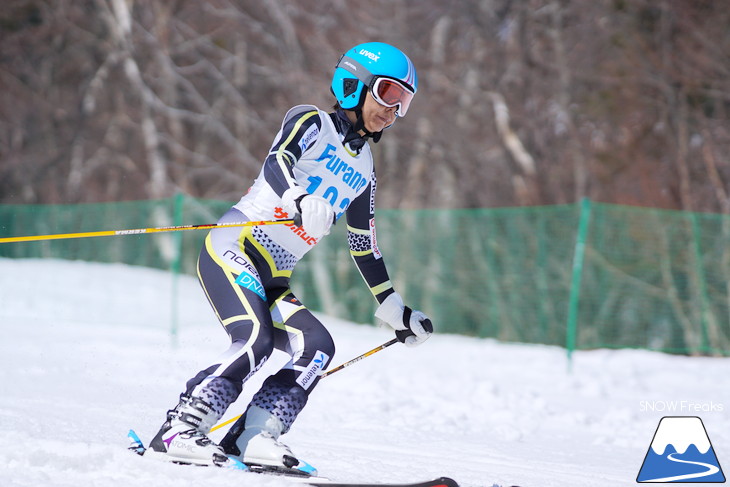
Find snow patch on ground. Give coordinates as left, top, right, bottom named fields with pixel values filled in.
left=1, top=258, right=728, bottom=487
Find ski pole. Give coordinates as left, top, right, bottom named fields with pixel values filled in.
left=209, top=337, right=400, bottom=433
left=0, top=217, right=301, bottom=244
left=320, top=337, right=399, bottom=378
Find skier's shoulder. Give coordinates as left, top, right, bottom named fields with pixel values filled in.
left=282, top=104, right=327, bottom=127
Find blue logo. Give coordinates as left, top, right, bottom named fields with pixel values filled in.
left=313, top=352, right=326, bottom=367
left=297, top=350, right=330, bottom=390
left=637, top=416, right=725, bottom=483
left=234, top=271, right=266, bottom=300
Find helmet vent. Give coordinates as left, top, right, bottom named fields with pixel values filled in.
left=343, top=78, right=359, bottom=97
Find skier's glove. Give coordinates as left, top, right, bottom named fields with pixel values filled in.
left=375, top=292, right=433, bottom=347
left=282, top=187, right=334, bottom=241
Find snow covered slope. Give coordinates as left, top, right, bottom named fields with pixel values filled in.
left=1, top=258, right=728, bottom=487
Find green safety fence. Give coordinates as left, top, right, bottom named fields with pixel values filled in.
left=1, top=196, right=728, bottom=356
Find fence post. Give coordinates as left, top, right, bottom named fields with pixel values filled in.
left=690, top=212, right=710, bottom=352
left=566, top=197, right=592, bottom=368
left=170, top=193, right=185, bottom=347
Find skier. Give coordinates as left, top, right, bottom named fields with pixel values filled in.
left=145, top=42, right=433, bottom=474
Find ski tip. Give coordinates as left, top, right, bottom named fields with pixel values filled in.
left=433, top=478, right=460, bottom=487
left=127, top=429, right=147, bottom=456
left=434, top=477, right=459, bottom=487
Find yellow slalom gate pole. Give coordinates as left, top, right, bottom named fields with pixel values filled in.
left=209, top=338, right=400, bottom=433
left=0, top=218, right=298, bottom=244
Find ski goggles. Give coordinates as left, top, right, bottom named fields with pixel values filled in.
left=370, top=77, right=415, bottom=117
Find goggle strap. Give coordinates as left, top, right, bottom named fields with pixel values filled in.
left=336, top=55, right=374, bottom=87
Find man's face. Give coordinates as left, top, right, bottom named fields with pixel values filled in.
left=361, top=91, right=397, bottom=133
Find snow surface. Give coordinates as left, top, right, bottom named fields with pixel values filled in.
left=1, top=258, right=728, bottom=487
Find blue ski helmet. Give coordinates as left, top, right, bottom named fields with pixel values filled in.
left=331, top=42, right=418, bottom=115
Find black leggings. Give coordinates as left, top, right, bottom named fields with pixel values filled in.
left=185, top=210, right=335, bottom=428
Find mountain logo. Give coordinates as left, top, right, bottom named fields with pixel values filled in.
left=637, top=416, right=725, bottom=483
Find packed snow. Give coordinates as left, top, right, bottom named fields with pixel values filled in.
left=1, top=258, right=728, bottom=487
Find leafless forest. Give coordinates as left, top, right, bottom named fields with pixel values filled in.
left=1, top=0, right=728, bottom=211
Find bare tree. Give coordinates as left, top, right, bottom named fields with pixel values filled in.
left=1, top=0, right=729, bottom=212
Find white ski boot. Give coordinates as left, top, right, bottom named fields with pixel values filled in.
left=146, top=394, right=244, bottom=468
left=221, top=405, right=316, bottom=476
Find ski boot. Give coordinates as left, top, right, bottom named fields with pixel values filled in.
left=220, top=405, right=316, bottom=476
left=145, top=393, right=244, bottom=468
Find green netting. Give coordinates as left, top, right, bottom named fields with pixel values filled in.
left=1, top=196, right=728, bottom=356
left=576, top=202, right=730, bottom=354
left=0, top=197, right=231, bottom=274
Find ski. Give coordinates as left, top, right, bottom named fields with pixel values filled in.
left=307, top=477, right=460, bottom=487
left=128, top=429, right=303, bottom=475
left=128, top=429, right=461, bottom=487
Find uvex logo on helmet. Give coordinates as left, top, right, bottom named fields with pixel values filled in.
left=358, top=49, right=380, bottom=62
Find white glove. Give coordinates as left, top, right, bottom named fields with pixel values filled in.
left=282, top=187, right=334, bottom=241
left=375, top=292, right=433, bottom=347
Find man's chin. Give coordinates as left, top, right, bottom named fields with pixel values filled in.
left=366, top=122, right=389, bottom=133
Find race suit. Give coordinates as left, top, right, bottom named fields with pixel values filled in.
left=184, top=105, right=395, bottom=434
